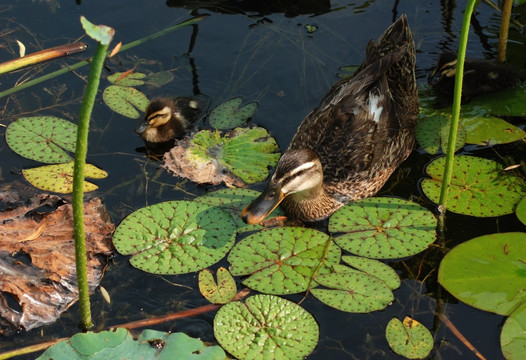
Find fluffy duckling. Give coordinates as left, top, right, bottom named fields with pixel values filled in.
left=429, top=51, right=522, bottom=104
left=241, top=15, right=418, bottom=224
left=136, top=97, right=204, bottom=146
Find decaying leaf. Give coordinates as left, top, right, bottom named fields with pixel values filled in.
left=0, top=191, right=114, bottom=335
left=163, top=127, right=280, bottom=187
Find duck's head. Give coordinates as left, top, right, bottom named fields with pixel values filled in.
left=241, top=149, right=323, bottom=224
left=136, top=97, right=200, bottom=143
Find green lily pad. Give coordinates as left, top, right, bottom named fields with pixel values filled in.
left=37, top=328, right=226, bottom=359
left=329, top=197, right=437, bottom=259
left=460, top=115, right=526, bottom=146
left=103, top=85, right=150, bottom=118
left=199, top=267, right=237, bottom=304
left=501, top=301, right=526, bottom=360
left=164, top=127, right=280, bottom=186
left=385, top=317, right=433, bottom=359
left=194, top=188, right=285, bottom=233
left=112, top=201, right=236, bottom=274
left=107, top=71, right=146, bottom=87
left=438, top=232, right=526, bottom=315
left=463, top=84, right=526, bottom=117
left=22, top=162, right=107, bottom=193
left=228, top=227, right=341, bottom=295
left=341, top=255, right=401, bottom=290
left=80, top=16, right=114, bottom=45
left=415, top=113, right=466, bottom=154
left=6, top=116, right=77, bottom=163
left=421, top=156, right=526, bottom=217
left=213, top=294, right=318, bottom=360
left=311, top=271, right=394, bottom=312
left=209, top=97, right=258, bottom=130
left=516, top=196, right=526, bottom=226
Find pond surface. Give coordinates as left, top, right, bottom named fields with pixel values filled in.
left=0, top=0, right=525, bottom=359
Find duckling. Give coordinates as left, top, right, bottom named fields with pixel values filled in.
left=429, top=51, right=522, bottom=105
left=135, top=96, right=204, bottom=146
left=241, top=15, right=418, bottom=224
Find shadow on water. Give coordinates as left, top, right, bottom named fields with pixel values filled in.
left=0, top=0, right=525, bottom=359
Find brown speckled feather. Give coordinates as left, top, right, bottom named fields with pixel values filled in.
left=287, top=15, right=417, bottom=204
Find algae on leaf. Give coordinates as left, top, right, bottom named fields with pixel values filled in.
left=112, top=200, right=236, bottom=274
left=164, top=127, right=280, bottom=187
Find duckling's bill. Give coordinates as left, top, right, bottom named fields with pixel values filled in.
left=241, top=185, right=285, bottom=224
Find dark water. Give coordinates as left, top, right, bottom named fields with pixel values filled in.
left=1, top=0, right=525, bottom=359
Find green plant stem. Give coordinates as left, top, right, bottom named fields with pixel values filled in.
left=437, top=0, right=477, bottom=230
left=0, top=15, right=206, bottom=100
left=73, top=41, right=109, bottom=331
left=498, top=0, right=513, bottom=62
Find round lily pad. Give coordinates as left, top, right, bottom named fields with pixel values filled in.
left=164, top=127, right=280, bottom=186
left=386, top=317, right=433, bottom=359
left=228, top=227, right=341, bottom=295
left=103, top=85, right=150, bottom=118
left=107, top=71, right=146, bottom=87
left=113, top=201, right=236, bottom=274
left=415, top=113, right=466, bottom=154
left=341, top=255, right=400, bottom=290
left=311, top=271, right=394, bottom=312
left=501, top=301, right=526, bottom=360
left=209, top=97, right=258, bottom=130
left=6, top=116, right=77, bottom=163
left=195, top=188, right=285, bottom=233
left=438, top=232, right=526, bottom=316
left=421, top=155, right=526, bottom=217
left=329, top=197, right=437, bottom=259
left=22, top=162, right=107, bottom=193
left=199, top=267, right=236, bottom=304
left=213, top=294, right=319, bottom=360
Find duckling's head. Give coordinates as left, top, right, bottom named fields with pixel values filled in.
left=136, top=97, right=200, bottom=143
left=241, top=149, right=323, bottom=224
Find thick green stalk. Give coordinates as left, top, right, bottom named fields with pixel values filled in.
left=0, top=16, right=206, bottom=99
left=72, top=41, right=109, bottom=330
left=437, top=0, right=477, bottom=227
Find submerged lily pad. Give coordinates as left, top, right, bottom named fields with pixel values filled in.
left=228, top=227, right=341, bottom=295
left=37, top=328, right=226, bottom=360
left=209, top=97, right=258, bottom=130
left=214, top=295, right=318, bottom=360
left=146, top=71, right=175, bottom=87
left=501, top=301, right=526, bottom=360
left=421, top=155, right=526, bottom=217
left=329, top=197, right=437, bottom=259
left=103, top=85, right=149, bottom=118
left=199, top=267, right=237, bottom=304
left=194, top=188, right=284, bottom=233
left=311, top=271, right=394, bottom=313
left=22, top=162, right=107, bottom=193
left=112, top=201, right=236, bottom=274
left=438, top=232, right=526, bottom=315
left=386, top=317, right=433, bottom=359
left=6, top=117, right=77, bottom=163
left=107, top=71, right=146, bottom=87
left=164, top=127, right=280, bottom=187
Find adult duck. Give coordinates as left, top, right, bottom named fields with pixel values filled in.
left=242, top=15, right=418, bottom=224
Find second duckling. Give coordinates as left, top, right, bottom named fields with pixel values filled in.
left=136, top=97, right=204, bottom=146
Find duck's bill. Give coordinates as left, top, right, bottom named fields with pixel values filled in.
left=135, top=121, right=149, bottom=134
left=241, top=186, right=285, bottom=225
